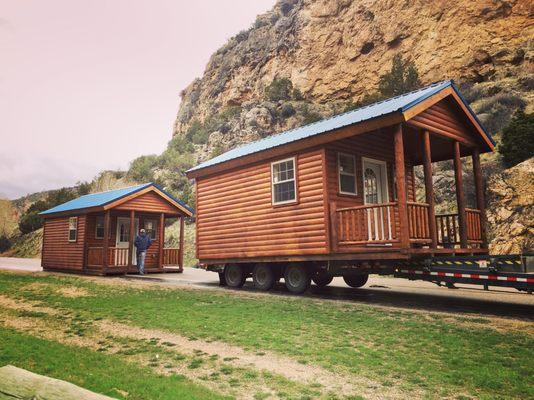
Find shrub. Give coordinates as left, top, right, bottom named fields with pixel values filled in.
left=292, top=87, right=303, bottom=100
left=0, top=235, right=11, bottom=252
left=127, top=155, right=159, bottom=183
left=301, top=105, right=322, bottom=125
left=265, top=78, right=293, bottom=102
left=77, top=181, right=91, bottom=196
left=499, top=110, right=534, bottom=168
left=46, top=188, right=76, bottom=208
left=279, top=103, right=296, bottom=118
left=185, top=120, right=210, bottom=144
left=378, top=54, right=421, bottom=97
left=476, top=93, right=526, bottom=134
left=19, top=212, right=43, bottom=234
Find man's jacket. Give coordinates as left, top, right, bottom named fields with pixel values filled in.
left=134, top=235, right=152, bottom=252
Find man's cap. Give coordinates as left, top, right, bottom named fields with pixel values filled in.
left=140, top=228, right=146, bottom=232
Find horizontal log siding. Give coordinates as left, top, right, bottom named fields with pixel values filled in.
left=42, top=215, right=86, bottom=270
left=325, top=130, right=416, bottom=250
left=410, top=98, right=474, bottom=144
left=196, top=149, right=328, bottom=259
left=114, top=191, right=178, bottom=214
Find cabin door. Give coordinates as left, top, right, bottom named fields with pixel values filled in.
left=362, top=158, right=388, bottom=204
left=116, top=217, right=139, bottom=265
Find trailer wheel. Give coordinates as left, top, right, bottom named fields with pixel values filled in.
left=284, top=264, right=311, bottom=294
left=224, top=265, right=246, bottom=288
left=312, top=274, right=333, bottom=287
left=252, top=264, right=276, bottom=291
left=343, top=274, right=368, bottom=288
left=218, top=272, right=227, bottom=286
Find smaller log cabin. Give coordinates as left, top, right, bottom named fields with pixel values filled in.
left=186, top=80, right=496, bottom=292
left=39, top=183, right=193, bottom=275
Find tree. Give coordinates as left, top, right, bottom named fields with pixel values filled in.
left=265, top=78, right=293, bottom=102
left=499, top=110, right=534, bottom=168
left=18, top=212, right=43, bottom=234
left=127, top=155, right=159, bottom=182
left=378, top=54, right=421, bottom=97
left=47, top=188, right=76, bottom=208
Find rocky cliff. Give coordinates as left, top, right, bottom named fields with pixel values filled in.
left=172, top=0, right=533, bottom=253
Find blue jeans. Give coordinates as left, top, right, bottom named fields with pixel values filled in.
left=137, top=251, right=146, bottom=274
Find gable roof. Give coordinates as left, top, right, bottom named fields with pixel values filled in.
left=40, top=183, right=193, bottom=217
left=187, top=80, right=493, bottom=177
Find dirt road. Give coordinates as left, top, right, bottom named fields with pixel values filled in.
left=1, top=257, right=532, bottom=319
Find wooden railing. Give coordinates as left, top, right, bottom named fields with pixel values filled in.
left=163, top=248, right=180, bottom=266
left=86, top=247, right=129, bottom=267
left=435, top=213, right=460, bottom=246
left=335, top=202, right=398, bottom=245
left=466, top=208, right=483, bottom=243
left=407, top=202, right=431, bottom=242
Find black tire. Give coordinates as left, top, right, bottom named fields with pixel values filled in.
left=218, top=272, right=227, bottom=286
left=343, top=274, right=369, bottom=288
left=224, top=265, right=246, bottom=288
left=284, top=264, right=311, bottom=294
left=252, top=264, right=276, bottom=291
left=312, top=274, right=333, bottom=287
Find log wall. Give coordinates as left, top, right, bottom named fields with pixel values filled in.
left=42, top=215, right=86, bottom=270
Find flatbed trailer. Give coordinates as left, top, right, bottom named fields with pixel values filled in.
left=203, top=253, right=534, bottom=294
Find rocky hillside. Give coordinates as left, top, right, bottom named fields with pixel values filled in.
left=171, top=0, right=533, bottom=253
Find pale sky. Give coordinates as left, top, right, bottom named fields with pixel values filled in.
left=0, top=0, right=275, bottom=199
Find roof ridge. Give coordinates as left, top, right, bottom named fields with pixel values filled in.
left=206, top=80, right=451, bottom=161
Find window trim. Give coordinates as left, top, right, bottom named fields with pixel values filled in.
left=271, top=156, right=298, bottom=206
left=68, top=217, right=78, bottom=243
left=337, top=152, right=357, bottom=196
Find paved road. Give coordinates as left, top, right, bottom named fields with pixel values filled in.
left=2, top=257, right=533, bottom=319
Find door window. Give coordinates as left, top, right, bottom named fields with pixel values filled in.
left=364, top=168, right=379, bottom=204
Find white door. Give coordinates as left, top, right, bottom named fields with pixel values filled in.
left=362, top=158, right=391, bottom=241
left=116, top=217, right=139, bottom=265
left=362, top=158, right=388, bottom=204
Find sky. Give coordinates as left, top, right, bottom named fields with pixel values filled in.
left=0, top=0, right=275, bottom=199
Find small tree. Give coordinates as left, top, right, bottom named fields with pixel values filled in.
left=499, top=110, right=534, bottom=168
left=19, top=212, right=43, bottom=234
left=265, top=78, right=293, bottom=102
left=127, top=155, right=159, bottom=182
left=378, top=54, right=421, bottom=97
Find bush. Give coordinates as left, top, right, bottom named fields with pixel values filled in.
left=127, top=155, right=159, bottom=183
left=499, top=110, right=534, bottom=168
left=185, top=120, right=210, bottom=144
left=0, top=235, right=11, bottom=252
left=301, top=105, right=322, bottom=125
left=378, top=54, right=421, bottom=97
left=265, top=78, right=293, bottom=102
left=279, top=103, right=296, bottom=118
left=476, top=93, right=526, bottom=134
left=19, top=212, right=43, bottom=235
left=292, top=87, right=303, bottom=100
left=47, top=188, right=76, bottom=208
left=77, top=181, right=91, bottom=196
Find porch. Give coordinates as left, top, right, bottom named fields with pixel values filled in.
left=329, top=120, right=488, bottom=255
left=83, top=209, right=186, bottom=274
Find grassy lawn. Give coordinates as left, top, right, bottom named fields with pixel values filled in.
left=0, top=326, right=226, bottom=400
left=0, top=271, right=533, bottom=399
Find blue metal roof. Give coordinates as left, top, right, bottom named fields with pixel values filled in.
left=188, top=80, right=492, bottom=174
left=40, top=183, right=194, bottom=215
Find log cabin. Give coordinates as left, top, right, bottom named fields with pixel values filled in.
left=186, top=80, right=496, bottom=293
left=39, top=183, right=193, bottom=275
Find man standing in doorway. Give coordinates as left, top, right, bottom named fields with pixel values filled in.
left=134, top=228, right=152, bottom=274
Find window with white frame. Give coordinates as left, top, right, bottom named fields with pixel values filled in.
left=338, top=153, right=357, bottom=195
left=95, top=216, right=104, bottom=239
left=144, top=219, right=157, bottom=240
left=68, top=217, right=78, bottom=242
left=271, top=158, right=297, bottom=205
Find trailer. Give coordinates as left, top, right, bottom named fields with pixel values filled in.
left=186, top=81, right=531, bottom=295
left=201, top=254, right=534, bottom=293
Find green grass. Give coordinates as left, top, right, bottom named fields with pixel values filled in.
left=0, top=326, right=227, bottom=400
left=1, top=271, right=533, bottom=399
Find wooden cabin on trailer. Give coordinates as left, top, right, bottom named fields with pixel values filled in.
left=39, top=183, right=193, bottom=275
left=186, top=80, right=495, bottom=293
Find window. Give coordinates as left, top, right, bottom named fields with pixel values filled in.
left=68, top=217, right=77, bottom=242
left=144, top=219, right=157, bottom=240
left=271, top=157, right=297, bottom=205
left=364, top=167, right=379, bottom=204
left=95, top=216, right=104, bottom=239
left=338, top=153, right=357, bottom=195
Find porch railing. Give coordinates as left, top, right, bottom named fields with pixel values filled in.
left=407, top=202, right=431, bottom=243
left=435, top=209, right=483, bottom=246
left=335, top=202, right=398, bottom=245
left=163, top=248, right=180, bottom=266
left=87, top=247, right=129, bottom=268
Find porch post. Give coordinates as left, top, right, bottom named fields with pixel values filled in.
left=422, top=131, right=438, bottom=248
left=178, top=216, right=185, bottom=272
left=394, top=124, right=410, bottom=249
left=102, top=210, right=110, bottom=270
left=472, top=148, right=487, bottom=247
left=128, top=210, right=135, bottom=272
left=158, top=213, right=165, bottom=269
left=453, top=141, right=468, bottom=247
